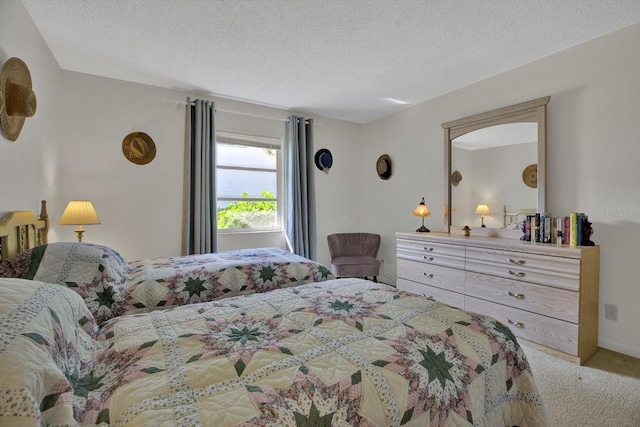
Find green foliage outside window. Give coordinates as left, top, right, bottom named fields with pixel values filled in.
left=218, top=191, right=276, bottom=229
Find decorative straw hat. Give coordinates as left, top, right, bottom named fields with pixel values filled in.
left=522, top=164, right=537, bottom=188
left=451, top=170, right=463, bottom=187
left=122, top=132, right=156, bottom=165
left=0, top=57, right=37, bottom=141
left=376, top=154, right=392, bottom=180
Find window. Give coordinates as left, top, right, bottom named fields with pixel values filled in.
left=216, top=131, right=282, bottom=232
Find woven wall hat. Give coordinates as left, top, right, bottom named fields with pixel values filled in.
left=122, top=132, right=156, bottom=165
left=0, top=57, right=37, bottom=141
left=376, top=154, right=392, bottom=180
left=451, top=170, right=463, bottom=187
left=522, top=164, right=537, bottom=188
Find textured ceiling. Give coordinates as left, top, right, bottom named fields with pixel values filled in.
left=22, top=0, right=640, bottom=123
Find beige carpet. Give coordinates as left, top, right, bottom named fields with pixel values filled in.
left=522, top=345, right=640, bottom=427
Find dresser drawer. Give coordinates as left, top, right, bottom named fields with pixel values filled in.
left=465, top=247, right=580, bottom=291
left=465, top=297, right=578, bottom=356
left=465, top=271, right=579, bottom=323
left=397, top=238, right=465, bottom=269
left=397, top=258, right=465, bottom=293
left=397, top=278, right=465, bottom=308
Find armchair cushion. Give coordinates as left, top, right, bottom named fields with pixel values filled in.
left=330, top=255, right=380, bottom=278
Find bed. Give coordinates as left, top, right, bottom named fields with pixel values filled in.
left=0, top=202, right=334, bottom=324
left=0, top=204, right=549, bottom=426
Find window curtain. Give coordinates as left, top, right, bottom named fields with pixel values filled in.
left=284, top=116, right=316, bottom=260
left=183, top=98, right=217, bottom=255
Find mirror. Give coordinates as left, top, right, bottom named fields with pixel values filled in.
left=442, top=96, right=550, bottom=236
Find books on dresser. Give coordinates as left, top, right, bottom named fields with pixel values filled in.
left=521, top=211, right=591, bottom=246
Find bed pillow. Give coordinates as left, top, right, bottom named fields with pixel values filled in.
left=0, top=242, right=131, bottom=323
left=0, top=249, right=32, bottom=278
left=26, top=242, right=130, bottom=283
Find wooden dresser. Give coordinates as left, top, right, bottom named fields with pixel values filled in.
left=396, top=232, right=600, bottom=364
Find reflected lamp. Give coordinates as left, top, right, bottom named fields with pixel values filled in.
left=59, top=200, right=101, bottom=242
left=413, top=197, right=431, bottom=233
left=475, top=204, right=491, bottom=228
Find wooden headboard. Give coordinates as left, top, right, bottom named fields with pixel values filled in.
left=0, top=200, right=49, bottom=260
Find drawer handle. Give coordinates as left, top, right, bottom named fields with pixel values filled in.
left=507, top=270, right=526, bottom=278
left=506, top=319, right=525, bottom=328
left=423, top=256, right=434, bottom=261
left=423, top=247, right=434, bottom=252
left=507, top=258, right=525, bottom=265
left=422, top=273, right=434, bottom=278
left=505, top=290, right=525, bottom=299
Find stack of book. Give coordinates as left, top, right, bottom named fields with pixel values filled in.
left=521, top=212, right=591, bottom=246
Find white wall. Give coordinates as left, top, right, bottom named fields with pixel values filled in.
left=0, top=0, right=61, bottom=214
left=2, top=0, right=639, bottom=358
left=311, top=117, right=363, bottom=267
left=360, top=23, right=640, bottom=358
left=55, top=72, right=361, bottom=262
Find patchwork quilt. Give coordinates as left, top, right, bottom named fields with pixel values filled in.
left=0, top=243, right=334, bottom=323
left=0, top=277, right=549, bottom=426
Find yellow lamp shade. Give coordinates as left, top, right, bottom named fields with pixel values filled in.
left=59, top=200, right=100, bottom=242
left=475, top=204, right=491, bottom=215
left=413, top=198, right=431, bottom=217
left=413, top=197, right=431, bottom=232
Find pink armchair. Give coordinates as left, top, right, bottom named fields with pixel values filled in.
left=327, top=233, right=381, bottom=282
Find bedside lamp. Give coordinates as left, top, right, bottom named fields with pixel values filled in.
left=475, top=204, right=491, bottom=228
left=413, top=197, right=431, bottom=232
left=59, top=200, right=101, bottom=242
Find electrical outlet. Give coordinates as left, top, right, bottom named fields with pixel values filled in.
left=604, top=304, right=618, bottom=321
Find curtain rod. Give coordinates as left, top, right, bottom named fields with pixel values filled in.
left=216, top=108, right=312, bottom=124
left=216, top=108, right=289, bottom=122
left=180, top=99, right=311, bottom=123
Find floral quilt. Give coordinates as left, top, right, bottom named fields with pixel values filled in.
left=0, top=277, right=549, bottom=426
left=0, top=243, right=334, bottom=324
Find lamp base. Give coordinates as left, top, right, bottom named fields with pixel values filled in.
left=416, top=226, right=430, bottom=233
left=74, top=226, right=85, bottom=242
left=481, top=224, right=486, bottom=228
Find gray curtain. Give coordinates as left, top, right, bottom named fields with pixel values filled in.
left=183, top=98, right=217, bottom=255
left=284, top=116, right=316, bottom=259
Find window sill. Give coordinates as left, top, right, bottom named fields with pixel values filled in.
left=218, top=228, right=284, bottom=235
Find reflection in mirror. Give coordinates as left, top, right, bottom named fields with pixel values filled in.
left=451, top=123, right=538, bottom=229
left=442, top=96, right=550, bottom=236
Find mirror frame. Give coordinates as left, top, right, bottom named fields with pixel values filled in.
left=442, top=96, right=550, bottom=235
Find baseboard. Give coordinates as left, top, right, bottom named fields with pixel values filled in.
left=598, top=338, right=640, bottom=359
left=518, top=339, right=582, bottom=364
